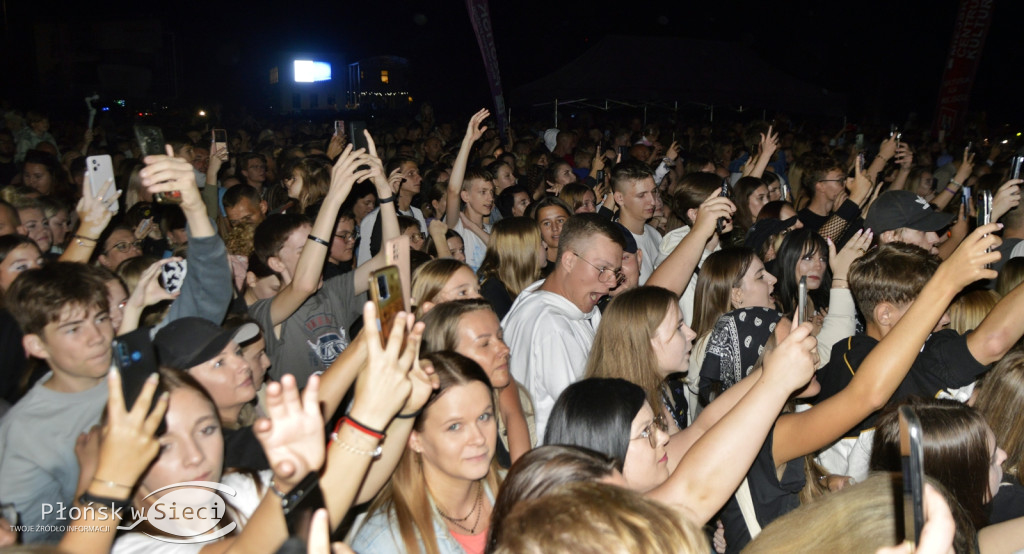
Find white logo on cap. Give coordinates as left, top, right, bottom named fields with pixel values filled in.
left=915, top=196, right=930, bottom=210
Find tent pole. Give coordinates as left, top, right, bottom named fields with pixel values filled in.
left=554, top=99, right=558, bottom=127
left=710, top=105, right=714, bottom=123
left=643, top=105, right=648, bottom=127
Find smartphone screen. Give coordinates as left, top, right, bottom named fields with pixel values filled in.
left=898, top=406, right=925, bottom=546
left=334, top=120, right=345, bottom=137
left=369, top=266, right=403, bottom=346
left=86, top=155, right=118, bottom=212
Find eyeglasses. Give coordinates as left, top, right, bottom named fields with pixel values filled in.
left=105, top=240, right=142, bottom=254
left=572, top=252, right=624, bottom=284
left=409, top=232, right=427, bottom=242
left=334, top=231, right=358, bottom=242
left=632, top=415, right=669, bottom=449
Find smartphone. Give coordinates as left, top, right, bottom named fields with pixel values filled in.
left=898, top=405, right=925, bottom=546
left=112, top=328, right=166, bottom=435
left=86, top=155, right=118, bottom=212
left=595, top=169, right=605, bottom=187
left=797, top=276, right=808, bottom=324
left=369, top=265, right=403, bottom=346
left=212, top=129, right=228, bottom=155
left=779, top=181, right=791, bottom=203
left=857, top=152, right=866, bottom=173
left=855, top=133, right=865, bottom=150
left=384, top=236, right=411, bottom=313
left=716, top=180, right=731, bottom=233
left=347, top=121, right=369, bottom=151
left=134, top=125, right=181, bottom=204
left=281, top=471, right=325, bottom=541
left=159, top=260, right=188, bottom=295
left=333, top=120, right=345, bottom=137
left=617, top=145, right=627, bottom=161
left=978, top=190, right=993, bottom=227
left=961, top=185, right=972, bottom=212
left=1010, top=156, right=1023, bottom=180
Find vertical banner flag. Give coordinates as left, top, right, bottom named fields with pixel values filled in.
left=465, top=0, right=508, bottom=140
left=932, top=0, right=993, bottom=140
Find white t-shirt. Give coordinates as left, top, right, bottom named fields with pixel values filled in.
left=631, top=224, right=662, bottom=285
left=655, top=225, right=719, bottom=326
left=112, top=471, right=270, bottom=554
left=453, top=217, right=491, bottom=273
left=502, top=280, right=601, bottom=437
left=356, top=206, right=427, bottom=266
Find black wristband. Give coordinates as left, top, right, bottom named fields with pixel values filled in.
left=395, top=409, right=422, bottom=419
left=79, top=492, right=130, bottom=512
left=379, top=196, right=395, bottom=205
left=307, top=235, right=330, bottom=247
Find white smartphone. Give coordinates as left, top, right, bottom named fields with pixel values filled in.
left=86, top=155, right=118, bottom=212
left=212, top=129, right=228, bottom=155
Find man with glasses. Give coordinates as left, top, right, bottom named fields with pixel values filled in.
left=324, top=210, right=359, bottom=279
left=796, top=153, right=872, bottom=248
left=503, top=213, right=626, bottom=435
left=238, top=153, right=268, bottom=194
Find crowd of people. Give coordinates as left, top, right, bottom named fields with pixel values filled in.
left=0, top=98, right=1022, bottom=553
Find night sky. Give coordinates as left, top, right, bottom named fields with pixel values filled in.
left=2, top=0, right=1021, bottom=127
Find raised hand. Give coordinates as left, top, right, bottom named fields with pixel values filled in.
left=362, top=130, right=395, bottom=198
left=126, top=257, right=182, bottom=308
left=759, top=126, right=779, bottom=160
left=848, top=153, right=873, bottom=205
left=326, top=144, right=371, bottom=203
left=349, top=302, right=421, bottom=430
left=94, top=368, right=168, bottom=491
left=76, top=172, right=119, bottom=239
left=762, top=319, right=818, bottom=394
left=878, top=135, right=898, bottom=161
left=692, top=188, right=736, bottom=238
left=827, top=228, right=873, bottom=279
left=465, top=108, right=490, bottom=144
left=139, top=145, right=203, bottom=210
left=666, top=140, right=682, bottom=161
left=940, top=222, right=1003, bottom=287
left=327, top=134, right=346, bottom=161
left=992, top=179, right=1023, bottom=222
left=254, top=374, right=326, bottom=489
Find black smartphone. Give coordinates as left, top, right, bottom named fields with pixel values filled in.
left=281, top=471, right=325, bottom=541
left=716, top=181, right=731, bottom=233
left=347, top=121, right=369, bottom=151
left=898, top=405, right=925, bottom=546
left=112, top=328, right=166, bottom=435
left=369, top=265, right=404, bottom=346
left=134, top=125, right=181, bottom=204
left=797, top=276, right=808, bottom=324
left=1010, top=156, right=1023, bottom=180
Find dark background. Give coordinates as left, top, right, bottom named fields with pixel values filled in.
left=1, top=0, right=1020, bottom=127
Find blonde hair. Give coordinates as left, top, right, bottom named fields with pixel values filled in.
left=364, top=352, right=502, bottom=554
left=411, top=258, right=472, bottom=318
left=585, top=286, right=676, bottom=420
left=477, top=217, right=542, bottom=299
left=996, top=257, right=1024, bottom=298
left=745, top=473, right=975, bottom=554
left=948, top=289, right=1000, bottom=334
left=974, top=348, right=1024, bottom=478
left=491, top=481, right=708, bottom=554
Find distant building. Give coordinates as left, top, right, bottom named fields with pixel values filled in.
left=347, top=56, right=413, bottom=110
left=266, top=52, right=347, bottom=114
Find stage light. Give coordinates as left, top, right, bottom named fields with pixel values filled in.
left=198, top=110, right=207, bottom=117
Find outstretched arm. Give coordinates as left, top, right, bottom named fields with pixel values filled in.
left=266, top=146, right=370, bottom=325
left=772, top=224, right=1001, bottom=466
left=60, top=174, right=119, bottom=263
left=649, top=320, right=818, bottom=525
left=446, top=109, right=489, bottom=228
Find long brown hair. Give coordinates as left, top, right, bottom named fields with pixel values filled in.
left=584, top=286, right=677, bottom=421
left=974, top=348, right=1024, bottom=479
left=365, top=352, right=503, bottom=554
left=477, top=217, right=542, bottom=298
left=691, top=248, right=756, bottom=338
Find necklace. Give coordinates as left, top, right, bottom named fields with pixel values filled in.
left=435, top=480, right=483, bottom=535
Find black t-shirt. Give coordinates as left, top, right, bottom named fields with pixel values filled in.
left=222, top=425, right=270, bottom=471
left=720, top=425, right=804, bottom=553
left=815, top=330, right=988, bottom=437
left=988, top=474, right=1024, bottom=525
left=479, top=277, right=514, bottom=320
left=0, top=309, right=25, bottom=405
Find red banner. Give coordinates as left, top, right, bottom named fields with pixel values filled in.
left=932, top=0, right=994, bottom=140
left=465, top=0, right=508, bottom=139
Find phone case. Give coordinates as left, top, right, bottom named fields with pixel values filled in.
left=86, top=155, right=118, bottom=212
left=385, top=235, right=411, bottom=312
left=160, top=261, right=188, bottom=294
left=369, top=266, right=403, bottom=346
left=113, top=328, right=165, bottom=435
left=898, top=406, right=925, bottom=545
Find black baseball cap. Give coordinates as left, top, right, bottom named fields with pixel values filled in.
left=154, top=317, right=260, bottom=370
left=864, top=190, right=953, bottom=234
left=613, top=222, right=639, bottom=254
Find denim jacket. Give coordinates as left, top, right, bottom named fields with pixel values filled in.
left=349, top=483, right=496, bottom=554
